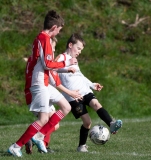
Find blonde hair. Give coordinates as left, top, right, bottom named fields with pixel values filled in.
left=51, top=37, right=57, bottom=53
left=52, top=37, right=58, bottom=43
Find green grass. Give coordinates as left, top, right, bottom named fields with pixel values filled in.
left=0, top=1, right=151, bottom=159
left=0, top=1, right=151, bottom=119
left=0, top=117, right=151, bottom=160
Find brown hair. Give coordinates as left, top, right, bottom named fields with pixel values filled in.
left=44, top=10, right=64, bottom=30
left=66, top=33, right=85, bottom=49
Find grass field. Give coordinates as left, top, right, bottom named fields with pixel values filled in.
left=0, top=0, right=151, bottom=118
left=0, top=117, right=151, bottom=160
left=0, top=1, right=150, bottom=159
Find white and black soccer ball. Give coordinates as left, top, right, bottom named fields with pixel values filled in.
left=89, top=125, right=110, bottom=145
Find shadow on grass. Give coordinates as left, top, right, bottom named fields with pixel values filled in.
left=0, top=150, right=12, bottom=157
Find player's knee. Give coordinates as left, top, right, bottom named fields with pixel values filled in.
left=84, top=120, right=92, bottom=129
left=57, top=98, right=71, bottom=115
left=61, top=105, right=71, bottom=115
left=91, top=100, right=102, bottom=111
left=66, top=104, right=71, bottom=112
left=38, top=118, right=49, bottom=126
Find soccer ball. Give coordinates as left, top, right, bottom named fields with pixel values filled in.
left=89, top=125, right=110, bottom=145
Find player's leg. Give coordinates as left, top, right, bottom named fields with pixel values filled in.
left=36, top=97, right=70, bottom=153
left=55, top=97, right=71, bottom=115
left=8, top=114, right=47, bottom=157
left=42, top=123, right=59, bottom=153
left=25, top=111, right=50, bottom=154
left=77, top=114, right=91, bottom=152
left=36, top=86, right=71, bottom=145
left=88, top=93, right=122, bottom=134
left=30, top=112, right=50, bottom=153
left=25, top=111, right=58, bottom=154
left=25, top=139, right=33, bottom=154
left=39, top=84, right=71, bottom=133
left=42, top=109, right=59, bottom=153
left=26, top=85, right=53, bottom=153
left=43, top=110, right=57, bottom=147
left=69, top=100, right=90, bottom=152
left=89, top=98, right=112, bottom=126
left=25, top=85, right=69, bottom=154
left=32, top=98, right=69, bottom=154
left=38, top=110, right=59, bottom=153
left=25, top=91, right=59, bottom=154
left=7, top=86, right=50, bottom=157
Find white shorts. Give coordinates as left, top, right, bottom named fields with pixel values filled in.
left=29, top=84, right=63, bottom=113
left=29, top=105, right=56, bottom=117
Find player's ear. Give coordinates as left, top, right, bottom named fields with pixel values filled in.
left=68, top=42, right=73, bottom=49
left=51, top=25, right=57, bottom=31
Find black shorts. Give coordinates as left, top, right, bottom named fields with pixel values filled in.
left=69, top=93, right=96, bottom=119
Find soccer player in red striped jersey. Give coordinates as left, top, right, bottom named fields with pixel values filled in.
left=7, top=10, right=81, bottom=157
left=25, top=37, right=82, bottom=154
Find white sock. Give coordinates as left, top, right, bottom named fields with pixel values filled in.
left=33, top=132, right=45, bottom=140
left=14, top=143, right=21, bottom=148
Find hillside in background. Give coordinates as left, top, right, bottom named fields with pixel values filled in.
left=0, top=0, right=151, bottom=120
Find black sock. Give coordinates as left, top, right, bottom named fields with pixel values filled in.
left=78, top=125, right=89, bottom=146
left=97, top=108, right=112, bottom=127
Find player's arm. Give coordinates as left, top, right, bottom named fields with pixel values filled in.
left=49, top=70, right=82, bottom=101
left=55, top=54, right=76, bottom=73
left=57, top=84, right=83, bottom=101
left=81, top=72, right=103, bottom=91
left=38, top=40, right=77, bottom=70
left=80, top=72, right=94, bottom=88
left=57, top=67, right=76, bottom=73
left=92, top=83, right=103, bottom=91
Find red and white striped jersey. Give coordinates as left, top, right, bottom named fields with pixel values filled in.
left=24, top=31, right=64, bottom=105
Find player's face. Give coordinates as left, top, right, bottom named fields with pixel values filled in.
left=69, top=40, right=84, bottom=58
left=51, top=26, right=62, bottom=37
left=54, top=26, right=62, bottom=35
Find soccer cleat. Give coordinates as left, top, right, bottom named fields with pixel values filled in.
left=7, top=143, right=22, bottom=157
left=110, top=119, right=122, bottom=134
left=38, top=147, right=55, bottom=153
left=31, top=137, right=47, bottom=153
left=25, top=140, right=33, bottom=154
left=77, top=144, right=88, bottom=152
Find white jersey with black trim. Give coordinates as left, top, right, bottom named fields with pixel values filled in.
left=57, top=53, right=94, bottom=102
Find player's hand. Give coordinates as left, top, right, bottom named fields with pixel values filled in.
left=68, top=67, right=76, bottom=73
left=93, top=83, right=103, bottom=91
left=69, top=58, right=77, bottom=65
left=70, top=90, right=83, bottom=101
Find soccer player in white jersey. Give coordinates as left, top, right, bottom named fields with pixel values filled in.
left=7, top=11, right=82, bottom=157
left=55, top=33, right=123, bottom=152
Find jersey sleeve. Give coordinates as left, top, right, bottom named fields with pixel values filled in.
left=38, top=37, right=66, bottom=70
left=49, top=70, right=61, bottom=87
left=55, top=54, right=69, bottom=73
left=80, top=71, right=95, bottom=89
left=24, top=56, right=32, bottom=105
